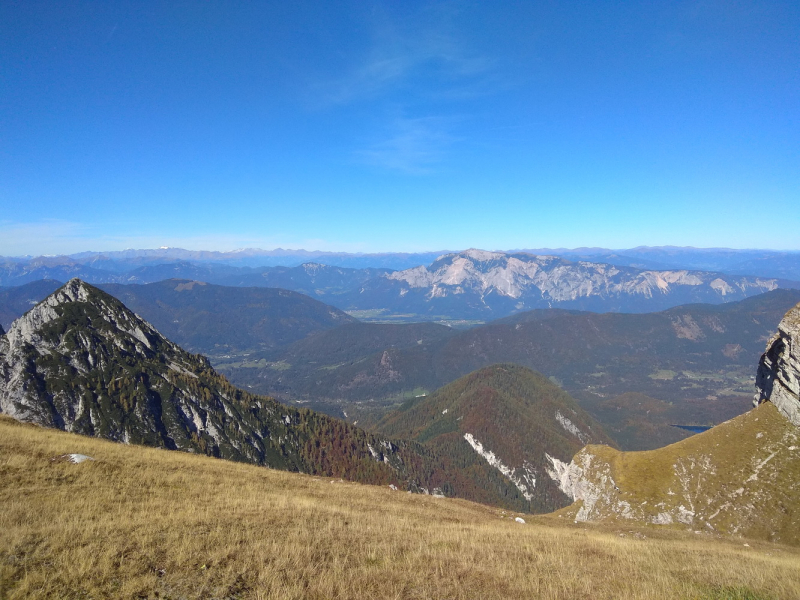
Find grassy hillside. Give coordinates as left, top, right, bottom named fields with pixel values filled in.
left=2, top=416, right=799, bottom=600
left=557, top=402, right=800, bottom=546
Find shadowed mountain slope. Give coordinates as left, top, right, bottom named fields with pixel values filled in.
left=0, top=279, right=359, bottom=357
left=97, top=279, right=357, bottom=356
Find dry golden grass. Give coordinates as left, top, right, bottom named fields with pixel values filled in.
left=1, top=415, right=798, bottom=600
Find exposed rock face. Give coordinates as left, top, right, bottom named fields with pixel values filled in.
left=369, top=250, right=783, bottom=318
left=547, top=403, right=800, bottom=544
left=0, top=278, right=167, bottom=426
left=754, top=302, right=800, bottom=426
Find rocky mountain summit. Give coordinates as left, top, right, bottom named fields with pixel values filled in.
left=546, top=301, right=800, bottom=544
left=356, top=249, right=789, bottom=319
left=754, top=302, right=800, bottom=426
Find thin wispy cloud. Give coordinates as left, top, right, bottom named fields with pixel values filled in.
left=356, top=116, right=458, bottom=174
left=317, top=18, right=494, bottom=107
left=320, top=30, right=493, bottom=106
left=301, top=4, right=504, bottom=174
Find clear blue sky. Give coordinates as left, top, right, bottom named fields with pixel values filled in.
left=2, top=1, right=798, bottom=255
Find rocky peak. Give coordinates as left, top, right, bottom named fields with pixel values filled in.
left=383, top=250, right=781, bottom=309
left=2, top=278, right=163, bottom=359
left=754, top=302, right=800, bottom=426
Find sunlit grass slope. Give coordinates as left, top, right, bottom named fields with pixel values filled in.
left=1, top=415, right=799, bottom=600
left=558, top=403, right=800, bottom=545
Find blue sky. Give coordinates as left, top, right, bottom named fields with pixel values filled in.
left=2, top=1, right=798, bottom=255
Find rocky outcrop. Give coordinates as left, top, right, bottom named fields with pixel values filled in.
left=547, top=402, right=800, bottom=544
left=754, top=302, right=800, bottom=426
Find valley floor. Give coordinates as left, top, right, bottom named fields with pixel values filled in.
left=1, top=416, right=798, bottom=600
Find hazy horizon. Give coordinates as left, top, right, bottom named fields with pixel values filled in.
left=5, top=244, right=800, bottom=261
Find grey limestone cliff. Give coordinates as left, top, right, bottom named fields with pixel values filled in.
left=754, top=302, right=800, bottom=426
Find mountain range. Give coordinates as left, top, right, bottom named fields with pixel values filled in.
left=345, top=249, right=793, bottom=319
left=2, top=277, right=800, bottom=545
left=2, top=249, right=799, bottom=321
left=5, top=276, right=798, bottom=451
left=6, top=245, right=800, bottom=279
left=98, top=279, right=357, bottom=356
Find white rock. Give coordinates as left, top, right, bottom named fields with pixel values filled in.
left=65, top=453, right=94, bottom=463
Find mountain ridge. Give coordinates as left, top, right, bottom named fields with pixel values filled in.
left=222, top=289, right=800, bottom=450
left=3, top=250, right=799, bottom=321
left=0, top=279, right=413, bottom=483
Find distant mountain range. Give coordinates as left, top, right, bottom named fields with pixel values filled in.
left=97, top=279, right=356, bottom=356
left=5, top=245, right=800, bottom=279
left=4, top=276, right=798, bottom=451
left=3, top=249, right=799, bottom=321
left=343, top=249, right=794, bottom=319
left=525, top=246, right=800, bottom=281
